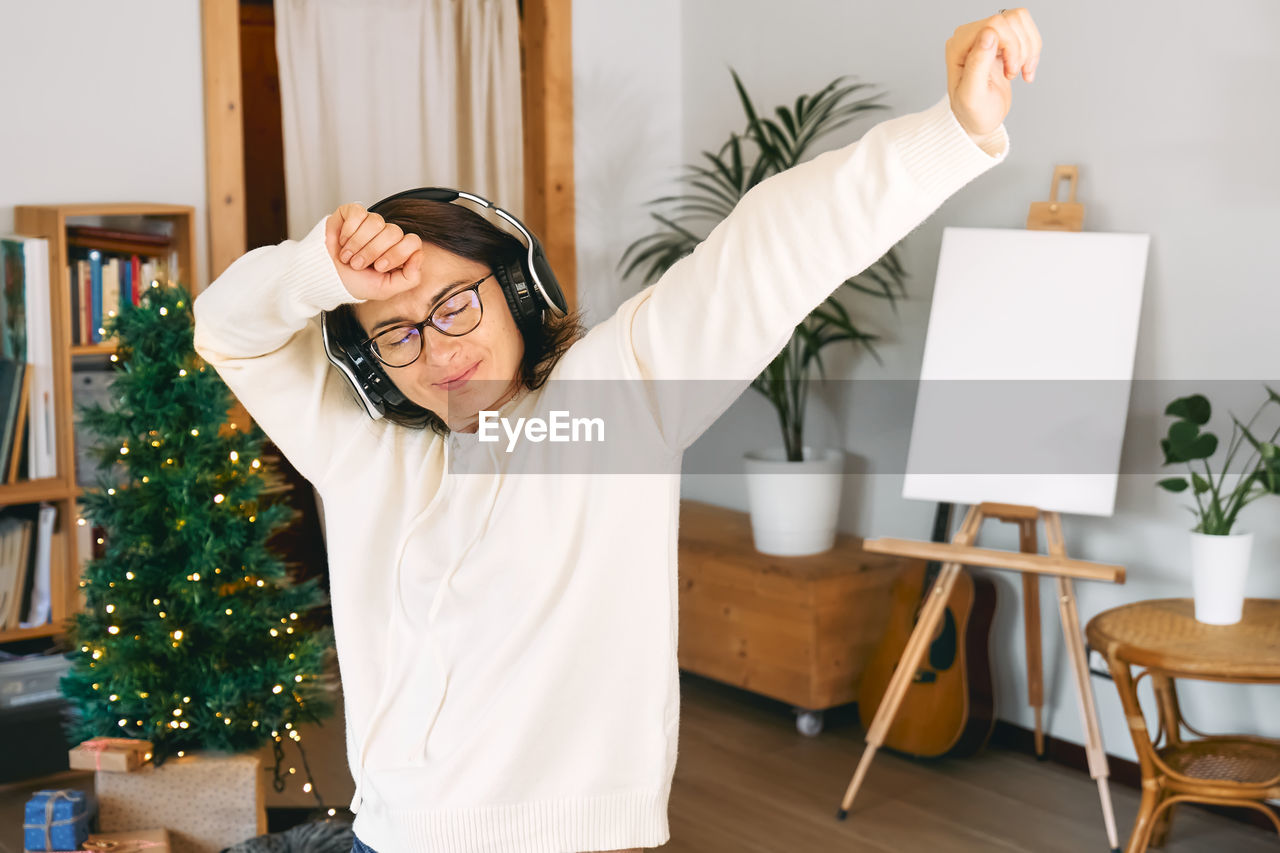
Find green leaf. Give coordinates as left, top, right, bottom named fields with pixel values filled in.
left=1260, top=458, right=1280, bottom=493
left=1167, top=420, right=1217, bottom=461
left=1157, top=477, right=1189, bottom=493
left=1233, top=414, right=1267, bottom=456
left=648, top=212, right=702, bottom=244
left=1191, top=472, right=1212, bottom=494
left=1167, top=420, right=1200, bottom=445
left=775, top=106, right=797, bottom=144
left=1188, top=433, right=1219, bottom=460
left=1164, top=394, right=1211, bottom=425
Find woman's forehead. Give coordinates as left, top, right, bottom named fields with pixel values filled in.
left=355, top=263, right=488, bottom=329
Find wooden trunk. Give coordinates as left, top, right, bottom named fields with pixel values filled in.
left=677, top=500, right=916, bottom=711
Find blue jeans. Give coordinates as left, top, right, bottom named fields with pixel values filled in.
left=350, top=833, right=378, bottom=853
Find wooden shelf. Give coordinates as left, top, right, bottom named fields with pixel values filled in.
left=4, top=202, right=196, bottom=649
left=0, top=478, right=71, bottom=504
left=0, top=622, right=66, bottom=643
left=70, top=343, right=119, bottom=358
left=67, top=236, right=173, bottom=257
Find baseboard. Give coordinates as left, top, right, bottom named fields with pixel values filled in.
left=990, top=719, right=1279, bottom=835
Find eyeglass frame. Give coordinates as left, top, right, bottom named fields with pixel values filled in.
left=358, top=272, right=494, bottom=368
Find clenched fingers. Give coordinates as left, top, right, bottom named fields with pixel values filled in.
left=368, top=230, right=423, bottom=274
left=993, top=8, right=1042, bottom=81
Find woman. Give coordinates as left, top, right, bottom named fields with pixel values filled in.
left=194, top=11, right=1039, bottom=852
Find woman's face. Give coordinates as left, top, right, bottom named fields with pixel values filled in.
left=352, top=241, right=525, bottom=432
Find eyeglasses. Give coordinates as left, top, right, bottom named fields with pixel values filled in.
left=360, top=273, right=493, bottom=368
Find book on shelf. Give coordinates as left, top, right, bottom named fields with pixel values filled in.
left=0, top=235, right=56, bottom=480
left=0, top=502, right=57, bottom=630
left=0, top=361, right=19, bottom=481
left=68, top=247, right=173, bottom=346
left=7, top=362, right=33, bottom=484
left=20, top=503, right=56, bottom=629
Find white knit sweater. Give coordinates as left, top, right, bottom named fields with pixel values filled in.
left=192, top=93, right=1007, bottom=853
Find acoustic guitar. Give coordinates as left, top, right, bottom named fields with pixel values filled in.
left=857, top=502, right=997, bottom=758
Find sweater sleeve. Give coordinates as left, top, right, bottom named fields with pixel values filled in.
left=605, top=93, right=1009, bottom=451
left=192, top=215, right=380, bottom=488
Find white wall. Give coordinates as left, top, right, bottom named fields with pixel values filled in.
left=576, top=0, right=1280, bottom=767
left=0, top=1, right=208, bottom=290
left=572, top=0, right=683, bottom=327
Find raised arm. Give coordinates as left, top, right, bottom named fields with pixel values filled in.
left=596, top=94, right=1006, bottom=450
left=192, top=217, right=379, bottom=487
left=587, top=13, right=1037, bottom=451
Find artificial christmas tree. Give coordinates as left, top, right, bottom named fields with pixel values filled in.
left=58, top=279, right=337, bottom=816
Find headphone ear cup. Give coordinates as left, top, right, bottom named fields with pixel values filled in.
left=350, top=343, right=407, bottom=408
left=322, top=311, right=407, bottom=416
left=493, top=260, right=538, bottom=328
left=529, top=247, right=568, bottom=316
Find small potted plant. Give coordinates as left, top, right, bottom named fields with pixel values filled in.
left=620, top=69, right=906, bottom=555
left=1157, top=387, right=1280, bottom=624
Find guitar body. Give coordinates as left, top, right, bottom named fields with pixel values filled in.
left=858, top=560, right=997, bottom=758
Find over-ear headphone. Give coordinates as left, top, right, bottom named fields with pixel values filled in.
left=320, top=187, right=568, bottom=420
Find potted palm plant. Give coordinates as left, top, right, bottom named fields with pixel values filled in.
left=620, top=69, right=908, bottom=555
left=1157, top=387, right=1280, bottom=624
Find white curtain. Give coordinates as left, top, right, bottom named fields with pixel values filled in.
left=274, top=0, right=525, bottom=239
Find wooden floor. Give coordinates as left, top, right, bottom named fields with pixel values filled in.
left=3, top=670, right=1275, bottom=853
left=666, top=671, right=1277, bottom=853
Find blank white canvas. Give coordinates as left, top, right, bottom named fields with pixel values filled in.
left=902, top=227, right=1150, bottom=517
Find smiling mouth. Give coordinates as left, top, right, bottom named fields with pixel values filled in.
left=437, top=361, right=480, bottom=390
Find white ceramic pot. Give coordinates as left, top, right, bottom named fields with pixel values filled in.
left=1188, top=529, right=1253, bottom=625
left=743, top=447, right=843, bottom=556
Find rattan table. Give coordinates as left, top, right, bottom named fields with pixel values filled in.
left=1086, top=598, right=1280, bottom=852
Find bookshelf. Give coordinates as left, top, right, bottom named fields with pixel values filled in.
left=2, top=203, right=197, bottom=646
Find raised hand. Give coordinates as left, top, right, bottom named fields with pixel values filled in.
left=946, top=8, right=1042, bottom=139
left=324, top=203, right=424, bottom=302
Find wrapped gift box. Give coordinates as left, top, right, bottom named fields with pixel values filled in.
left=96, top=751, right=265, bottom=853
left=83, top=827, right=172, bottom=853
left=23, top=788, right=96, bottom=852
left=69, top=737, right=154, bottom=773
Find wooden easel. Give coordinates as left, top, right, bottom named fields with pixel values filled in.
left=838, top=167, right=1126, bottom=850
left=837, top=503, right=1124, bottom=852
left=1021, top=163, right=1085, bottom=759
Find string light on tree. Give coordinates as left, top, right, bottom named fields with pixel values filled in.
left=60, top=281, right=336, bottom=807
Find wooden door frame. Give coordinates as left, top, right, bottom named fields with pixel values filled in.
left=200, top=0, right=576, bottom=308
left=516, top=0, right=576, bottom=309
left=202, top=0, right=246, bottom=289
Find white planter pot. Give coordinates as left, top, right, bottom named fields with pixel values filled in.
left=743, top=447, right=843, bottom=556
left=1189, top=530, right=1253, bottom=625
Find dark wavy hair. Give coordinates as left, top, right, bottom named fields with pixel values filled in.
left=323, top=197, right=585, bottom=434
